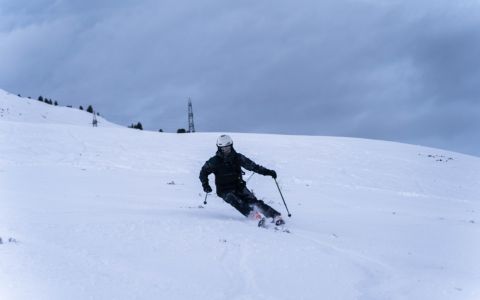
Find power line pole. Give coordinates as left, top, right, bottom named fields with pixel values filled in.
left=188, top=98, right=195, bottom=133
left=92, top=111, right=98, bottom=127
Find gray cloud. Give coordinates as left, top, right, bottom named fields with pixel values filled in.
left=0, top=0, right=479, bottom=155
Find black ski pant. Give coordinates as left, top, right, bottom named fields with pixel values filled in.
left=219, top=187, right=280, bottom=218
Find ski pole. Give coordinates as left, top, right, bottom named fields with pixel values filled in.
left=274, top=178, right=292, bottom=217
left=246, top=172, right=255, bottom=183
left=203, top=193, right=209, bottom=205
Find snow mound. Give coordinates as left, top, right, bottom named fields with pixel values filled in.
left=0, top=89, right=119, bottom=127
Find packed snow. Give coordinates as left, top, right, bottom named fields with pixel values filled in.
left=1, top=89, right=479, bottom=299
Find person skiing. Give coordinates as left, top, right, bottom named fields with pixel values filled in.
left=199, top=134, right=285, bottom=226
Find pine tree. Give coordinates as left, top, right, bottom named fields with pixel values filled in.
left=158, top=129, right=163, bottom=132
left=79, top=106, right=84, bottom=110
left=177, top=128, right=187, bottom=133
left=128, top=123, right=143, bottom=130
left=54, top=101, right=58, bottom=106
left=38, top=96, right=44, bottom=102
left=87, top=105, right=94, bottom=113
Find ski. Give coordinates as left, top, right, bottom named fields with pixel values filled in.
left=256, top=217, right=291, bottom=233
left=258, top=217, right=267, bottom=227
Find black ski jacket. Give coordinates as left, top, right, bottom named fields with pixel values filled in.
left=199, top=148, right=272, bottom=196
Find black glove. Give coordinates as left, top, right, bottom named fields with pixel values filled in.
left=202, top=183, right=212, bottom=193
left=266, top=169, right=277, bottom=179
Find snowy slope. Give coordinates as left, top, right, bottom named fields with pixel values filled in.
left=1, top=90, right=479, bottom=300
left=0, top=89, right=118, bottom=127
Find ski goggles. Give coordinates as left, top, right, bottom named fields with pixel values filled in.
left=219, top=145, right=232, bottom=153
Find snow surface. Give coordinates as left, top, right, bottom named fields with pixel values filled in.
left=0, top=89, right=118, bottom=128
left=1, top=89, right=479, bottom=299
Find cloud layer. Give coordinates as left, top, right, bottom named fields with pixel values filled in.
left=1, top=0, right=479, bottom=155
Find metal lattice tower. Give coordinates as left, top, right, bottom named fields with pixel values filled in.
left=188, top=98, right=195, bottom=133
left=92, top=110, right=98, bottom=127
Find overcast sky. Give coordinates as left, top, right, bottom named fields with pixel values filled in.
left=1, top=0, right=479, bottom=156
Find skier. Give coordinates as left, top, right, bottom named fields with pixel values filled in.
left=199, top=135, right=285, bottom=226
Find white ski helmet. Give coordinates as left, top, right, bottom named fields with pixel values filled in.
left=216, top=134, right=233, bottom=147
